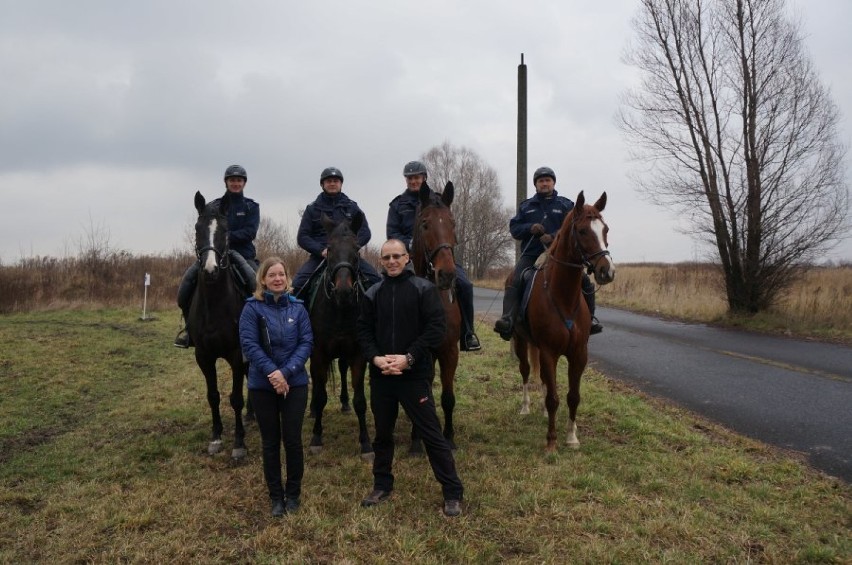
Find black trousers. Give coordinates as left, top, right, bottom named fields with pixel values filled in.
left=370, top=377, right=464, bottom=501
left=249, top=386, right=308, bottom=501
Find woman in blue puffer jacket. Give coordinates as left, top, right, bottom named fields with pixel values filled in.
left=239, top=257, right=313, bottom=517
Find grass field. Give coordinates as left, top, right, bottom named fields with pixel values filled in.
left=0, top=309, right=849, bottom=563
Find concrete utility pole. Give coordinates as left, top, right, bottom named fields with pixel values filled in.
left=516, top=53, right=528, bottom=261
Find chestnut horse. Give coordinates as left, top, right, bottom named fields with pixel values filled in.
left=307, top=212, right=372, bottom=459
left=409, top=182, right=462, bottom=449
left=187, top=191, right=247, bottom=460
left=513, top=191, right=615, bottom=452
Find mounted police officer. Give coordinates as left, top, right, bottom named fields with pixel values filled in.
left=387, top=161, right=481, bottom=352
left=174, top=164, right=260, bottom=348
left=291, top=167, right=381, bottom=296
left=493, top=166, right=603, bottom=340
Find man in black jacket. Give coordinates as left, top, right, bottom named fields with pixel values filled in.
left=356, top=239, right=464, bottom=517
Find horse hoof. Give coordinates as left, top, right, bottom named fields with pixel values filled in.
left=360, top=451, right=375, bottom=463
left=232, top=447, right=247, bottom=460
left=519, top=406, right=530, bottom=415
left=208, top=440, right=223, bottom=455
left=341, top=404, right=351, bottom=413
left=309, top=445, right=323, bottom=455
left=566, top=440, right=580, bottom=450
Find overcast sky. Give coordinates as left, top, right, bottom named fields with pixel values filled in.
left=2, top=0, right=850, bottom=265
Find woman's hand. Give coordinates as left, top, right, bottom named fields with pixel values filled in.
left=268, top=369, right=290, bottom=396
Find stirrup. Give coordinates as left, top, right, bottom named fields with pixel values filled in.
left=461, top=333, right=481, bottom=352
left=174, top=330, right=192, bottom=349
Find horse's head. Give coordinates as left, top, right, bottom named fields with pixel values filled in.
left=412, top=182, right=457, bottom=290
left=321, top=211, right=363, bottom=303
left=556, top=191, right=615, bottom=286
left=193, top=191, right=230, bottom=281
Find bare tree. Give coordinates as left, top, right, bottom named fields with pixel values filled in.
left=422, top=141, right=514, bottom=278
left=620, top=0, right=849, bottom=313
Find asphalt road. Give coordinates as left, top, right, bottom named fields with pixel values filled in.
left=472, top=287, right=852, bottom=482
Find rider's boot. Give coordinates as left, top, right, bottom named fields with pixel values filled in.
left=582, top=274, right=603, bottom=335
left=459, top=285, right=481, bottom=352
left=174, top=308, right=193, bottom=348
left=174, top=264, right=198, bottom=348
left=493, top=286, right=520, bottom=341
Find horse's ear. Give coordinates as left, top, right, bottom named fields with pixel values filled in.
left=351, top=210, right=364, bottom=235
left=575, top=191, right=585, bottom=211
left=419, top=184, right=433, bottom=207
left=594, top=192, right=607, bottom=212
left=442, top=182, right=454, bottom=207
left=195, top=191, right=206, bottom=214
left=321, top=213, right=335, bottom=234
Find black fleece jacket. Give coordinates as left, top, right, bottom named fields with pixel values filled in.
left=357, top=265, right=446, bottom=380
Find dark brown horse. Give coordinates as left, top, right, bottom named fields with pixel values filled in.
left=187, top=191, right=247, bottom=460
left=307, top=212, right=372, bottom=459
left=409, top=182, right=462, bottom=449
left=513, top=191, right=615, bottom=452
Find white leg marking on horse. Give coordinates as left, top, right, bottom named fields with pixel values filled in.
left=203, top=218, right=218, bottom=273
left=208, top=439, right=223, bottom=455
left=520, top=383, right=531, bottom=415
left=566, top=419, right=580, bottom=449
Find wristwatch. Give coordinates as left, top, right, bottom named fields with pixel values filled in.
left=405, top=353, right=415, bottom=367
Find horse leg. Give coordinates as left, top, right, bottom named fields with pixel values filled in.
left=229, top=355, right=247, bottom=461
left=309, top=359, right=329, bottom=454
left=438, top=351, right=458, bottom=449
left=565, top=350, right=587, bottom=449
left=351, top=359, right=373, bottom=460
left=338, top=357, right=351, bottom=413
left=515, top=337, right=532, bottom=415
left=539, top=350, right=560, bottom=453
left=196, top=352, right=223, bottom=455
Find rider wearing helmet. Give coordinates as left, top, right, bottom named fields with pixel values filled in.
left=493, top=166, right=602, bottom=340
left=386, top=160, right=482, bottom=352
left=290, top=167, right=381, bottom=295
left=174, top=164, right=260, bottom=348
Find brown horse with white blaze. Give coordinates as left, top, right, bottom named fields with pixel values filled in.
left=513, top=191, right=615, bottom=452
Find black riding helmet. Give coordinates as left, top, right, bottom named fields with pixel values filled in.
left=533, top=166, right=556, bottom=184
left=224, top=164, right=248, bottom=181
left=320, top=167, right=344, bottom=184
left=403, top=160, right=428, bottom=178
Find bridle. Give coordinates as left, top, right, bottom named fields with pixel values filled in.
left=195, top=214, right=230, bottom=271
left=546, top=214, right=610, bottom=277
left=322, top=259, right=364, bottom=300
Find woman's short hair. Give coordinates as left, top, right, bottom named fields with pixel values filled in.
left=254, top=257, right=289, bottom=300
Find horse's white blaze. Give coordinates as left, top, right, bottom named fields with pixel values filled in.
left=589, top=218, right=615, bottom=281
left=202, top=218, right=218, bottom=273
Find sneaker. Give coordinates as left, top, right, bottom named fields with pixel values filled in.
left=590, top=317, right=603, bottom=335
left=361, top=489, right=391, bottom=507
left=284, top=497, right=300, bottom=514
left=271, top=498, right=285, bottom=517
left=443, top=499, right=462, bottom=517
left=461, top=333, right=481, bottom=352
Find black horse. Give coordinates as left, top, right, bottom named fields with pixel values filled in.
left=187, top=191, right=247, bottom=460
left=307, top=212, right=372, bottom=459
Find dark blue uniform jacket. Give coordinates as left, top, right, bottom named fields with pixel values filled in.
left=509, top=190, right=575, bottom=258
left=297, top=192, right=372, bottom=257
left=211, top=191, right=259, bottom=261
